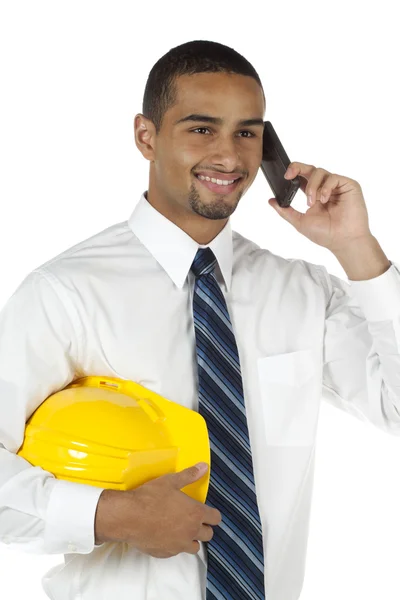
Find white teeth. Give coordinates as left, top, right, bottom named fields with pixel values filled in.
left=197, top=175, right=237, bottom=186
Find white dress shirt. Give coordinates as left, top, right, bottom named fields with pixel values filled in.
left=1, top=190, right=400, bottom=600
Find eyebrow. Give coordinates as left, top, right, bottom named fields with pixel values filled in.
left=174, top=114, right=265, bottom=128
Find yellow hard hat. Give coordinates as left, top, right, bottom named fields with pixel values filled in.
left=17, top=376, right=210, bottom=503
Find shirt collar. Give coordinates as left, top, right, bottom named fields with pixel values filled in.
left=128, top=191, right=233, bottom=291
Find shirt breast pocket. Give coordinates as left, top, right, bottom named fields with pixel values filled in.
left=257, top=348, right=322, bottom=446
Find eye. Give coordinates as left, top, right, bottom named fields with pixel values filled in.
left=191, top=127, right=256, bottom=138
left=192, top=127, right=211, bottom=135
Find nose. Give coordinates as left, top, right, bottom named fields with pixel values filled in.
left=209, top=135, right=242, bottom=173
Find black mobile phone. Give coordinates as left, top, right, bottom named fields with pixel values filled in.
left=260, top=121, right=301, bottom=208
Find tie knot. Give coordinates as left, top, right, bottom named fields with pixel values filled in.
left=191, top=247, right=217, bottom=278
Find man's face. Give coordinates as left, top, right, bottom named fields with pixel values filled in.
left=137, top=72, right=265, bottom=228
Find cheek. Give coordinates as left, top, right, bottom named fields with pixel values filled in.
left=246, top=171, right=258, bottom=190
left=170, top=146, right=201, bottom=178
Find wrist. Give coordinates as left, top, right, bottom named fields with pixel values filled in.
left=94, top=488, right=126, bottom=545
left=332, top=235, right=391, bottom=281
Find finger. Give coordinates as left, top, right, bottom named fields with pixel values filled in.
left=205, top=507, right=222, bottom=526
left=191, top=540, right=200, bottom=554
left=197, top=523, right=215, bottom=542
left=285, top=162, right=318, bottom=199
left=319, top=173, right=339, bottom=203
left=306, top=169, right=331, bottom=206
left=184, top=540, right=200, bottom=555
left=285, top=162, right=315, bottom=182
left=268, top=198, right=303, bottom=229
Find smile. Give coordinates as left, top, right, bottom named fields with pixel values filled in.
left=194, top=174, right=242, bottom=195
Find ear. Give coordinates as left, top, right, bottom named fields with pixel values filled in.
left=134, top=114, right=157, bottom=162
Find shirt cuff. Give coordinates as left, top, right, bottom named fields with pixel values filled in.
left=44, top=479, right=105, bottom=554
left=348, top=261, right=400, bottom=321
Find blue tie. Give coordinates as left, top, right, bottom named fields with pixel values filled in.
left=190, top=247, right=266, bottom=600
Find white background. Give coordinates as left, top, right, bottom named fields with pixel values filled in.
left=0, top=1, right=399, bottom=598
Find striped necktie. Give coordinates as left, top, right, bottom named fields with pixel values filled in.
left=190, top=247, right=266, bottom=600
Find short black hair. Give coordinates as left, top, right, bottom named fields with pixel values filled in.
left=142, top=40, right=266, bottom=134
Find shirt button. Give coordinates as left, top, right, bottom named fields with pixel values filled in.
left=68, top=543, right=77, bottom=552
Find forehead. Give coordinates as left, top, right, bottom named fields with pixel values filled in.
left=169, top=72, right=265, bottom=119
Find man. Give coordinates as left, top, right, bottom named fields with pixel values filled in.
left=1, top=39, right=399, bottom=600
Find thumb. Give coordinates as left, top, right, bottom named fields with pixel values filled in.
left=172, top=463, right=209, bottom=489
left=268, top=198, right=301, bottom=229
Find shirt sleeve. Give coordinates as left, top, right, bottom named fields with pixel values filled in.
left=315, top=260, right=400, bottom=434
left=0, top=269, right=105, bottom=555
